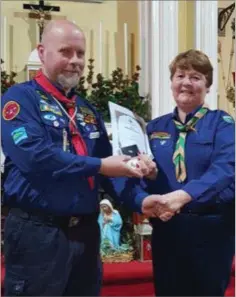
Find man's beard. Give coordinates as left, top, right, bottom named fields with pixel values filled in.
left=56, top=73, right=80, bottom=91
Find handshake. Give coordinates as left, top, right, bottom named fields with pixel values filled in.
left=100, top=153, right=157, bottom=180
left=99, top=154, right=192, bottom=222
left=141, top=190, right=192, bottom=222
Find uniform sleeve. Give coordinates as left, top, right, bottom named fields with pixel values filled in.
left=101, top=176, right=149, bottom=213
left=1, top=86, right=101, bottom=184
left=218, top=182, right=235, bottom=203
left=182, top=116, right=235, bottom=203
left=93, top=114, right=149, bottom=213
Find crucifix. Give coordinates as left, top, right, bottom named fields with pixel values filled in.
left=23, top=0, right=60, bottom=42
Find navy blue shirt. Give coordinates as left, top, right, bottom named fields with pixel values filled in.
left=142, top=106, right=235, bottom=213
left=1, top=80, right=147, bottom=215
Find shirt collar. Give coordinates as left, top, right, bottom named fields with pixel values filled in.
left=172, top=104, right=204, bottom=124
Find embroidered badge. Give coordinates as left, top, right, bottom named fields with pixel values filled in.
left=222, top=115, right=234, bottom=124
left=60, top=118, right=66, bottom=124
left=79, top=106, right=97, bottom=124
left=53, top=121, right=60, bottom=127
left=160, top=140, right=167, bottom=145
left=85, top=125, right=93, bottom=132
left=84, top=114, right=97, bottom=124
left=80, top=106, right=94, bottom=115
left=43, top=114, right=57, bottom=121
left=40, top=99, right=48, bottom=105
left=36, top=90, right=48, bottom=100
left=2, top=101, right=20, bottom=121
left=150, top=132, right=171, bottom=140
left=40, top=103, right=62, bottom=116
left=89, top=131, right=100, bottom=139
left=76, top=113, right=84, bottom=121
left=11, top=127, right=28, bottom=144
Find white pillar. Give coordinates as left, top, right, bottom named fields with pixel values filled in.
left=139, top=1, right=179, bottom=119
left=195, top=1, right=218, bottom=110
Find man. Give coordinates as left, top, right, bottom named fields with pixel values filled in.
left=1, top=20, right=158, bottom=296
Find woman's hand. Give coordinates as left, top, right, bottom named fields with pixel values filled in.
left=137, top=153, right=158, bottom=180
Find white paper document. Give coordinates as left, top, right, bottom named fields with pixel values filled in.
left=108, top=102, right=152, bottom=157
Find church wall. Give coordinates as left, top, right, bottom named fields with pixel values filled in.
left=2, top=0, right=234, bottom=116
left=1, top=0, right=138, bottom=83
left=178, top=0, right=194, bottom=52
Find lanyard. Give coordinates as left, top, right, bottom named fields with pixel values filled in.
left=52, top=96, right=78, bottom=129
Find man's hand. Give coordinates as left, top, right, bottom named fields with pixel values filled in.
left=99, top=155, right=144, bottom=178
left=142, top=195, right=175, bottom=220
left=141, top=195, right=163, bottom=217
left=154, top=190, right=192, bottom=221
left=141, top=190, right=191, bottom=222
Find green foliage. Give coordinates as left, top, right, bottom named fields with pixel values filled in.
left=1, top=59, right=17, bottom=95
left=100, top=238, right=133, bottom=257
left=77, top=59, right=151, bottom=122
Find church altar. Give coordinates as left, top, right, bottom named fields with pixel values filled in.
left=100, top=258, right=235, bottom=297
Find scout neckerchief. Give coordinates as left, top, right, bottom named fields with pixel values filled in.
left=35, top=70, right=94, bottom=189
left=172, top=105, right=208, bottom=183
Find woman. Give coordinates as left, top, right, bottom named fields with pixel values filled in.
left=141, top=49, right=235, bottom=296
left=98, top=199, right=123, bottom=250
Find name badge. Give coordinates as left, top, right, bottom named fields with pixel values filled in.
left=89, top=132, right=100, bottom=139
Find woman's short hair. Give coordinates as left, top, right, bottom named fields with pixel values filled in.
left=169, top=49, right=213, bottom=87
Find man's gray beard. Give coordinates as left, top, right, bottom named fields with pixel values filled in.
left=57, top=74, right=79, bottom=91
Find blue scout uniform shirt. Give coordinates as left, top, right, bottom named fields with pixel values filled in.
left=1, top=80, right=146, bottom=215
left=143, top=105, right=235, bottom=214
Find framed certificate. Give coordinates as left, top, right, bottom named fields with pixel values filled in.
left=108, top=102, right=152, bottom=157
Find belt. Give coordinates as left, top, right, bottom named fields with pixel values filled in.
left=9, top=208, right=99, bottom=228
left=181, top=203, right=233, bottom=216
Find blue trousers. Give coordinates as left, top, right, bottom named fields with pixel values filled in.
left=151, top=213, right=235, bottom=296
left=4, top=210, right=102, bottom=296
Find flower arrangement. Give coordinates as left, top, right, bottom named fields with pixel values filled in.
left=76, top=59, right=151, bottom=122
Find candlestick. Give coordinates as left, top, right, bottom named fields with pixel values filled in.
left=2, top=16, right=7, bottom=71
left=124, top=23, right=128, bottom=75
left=99, top=21, right=103, bottom=74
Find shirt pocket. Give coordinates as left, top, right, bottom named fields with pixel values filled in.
left=150, top=138, right=174, bottom=167
left=187, top=132, right=214, bottom=169
left=40, top=114, right=68, bottom=146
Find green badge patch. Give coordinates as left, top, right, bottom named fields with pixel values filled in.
left=11, top=127, right=28, bottom=145
left=36, top=90, right=49, bottom=100
left=150, top=132, right=171, bottom=140
left=80, top=106, right=94, bottom=115
left=40, top=103, right=62, bottom=116
left=222, top=115, right=234, bottom=124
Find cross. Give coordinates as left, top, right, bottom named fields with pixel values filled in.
left=23, top=0, right=60, bottom=41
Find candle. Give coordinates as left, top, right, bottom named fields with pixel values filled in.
left=2, top=16, right=7, bottom=71
left=90, top=29, right=94, bottom=59
left=124, top=23, right=128, bottom=75
left=99, top=21, right=103, bottom=74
